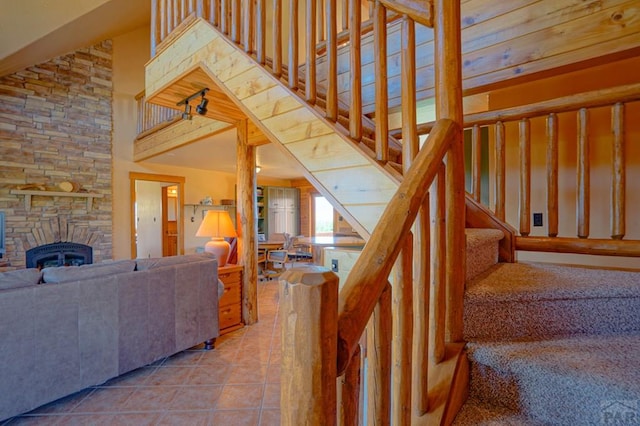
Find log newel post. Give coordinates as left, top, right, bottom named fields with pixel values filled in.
left=281, top=266, right=339, bottom=426
left=434, top=0, right=464, bottom=343
left=236, top=119, right=258, bottom=325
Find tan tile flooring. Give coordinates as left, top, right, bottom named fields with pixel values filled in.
left=3, top=279, right=282, bottom=426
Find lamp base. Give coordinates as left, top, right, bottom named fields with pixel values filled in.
left=204, top=238, right=230, bottom=267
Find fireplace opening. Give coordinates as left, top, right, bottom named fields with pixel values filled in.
left=25, top=242, right=93, bottom=269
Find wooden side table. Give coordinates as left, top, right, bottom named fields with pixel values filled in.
left=217, top=264, right=244, bottom=335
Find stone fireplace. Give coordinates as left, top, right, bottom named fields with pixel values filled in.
left=0, top=41, right=114, bottom=269
left=20, top=216, right=101, bottom=269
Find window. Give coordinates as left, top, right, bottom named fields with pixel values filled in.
left=313, top=195, right=334, bottom=236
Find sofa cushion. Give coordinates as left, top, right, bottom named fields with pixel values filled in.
left=0, top=268, right=42, bottom=290
left=135, top=253, right=215, bottom=271
left=42, top=260, right=137, bottom=284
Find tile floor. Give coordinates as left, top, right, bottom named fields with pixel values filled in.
left=2, top=279, right=282, bottom=426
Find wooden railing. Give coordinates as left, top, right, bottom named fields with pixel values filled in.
left=281, top=119, right=460, bottom=424
left=134, top=90, right=181, bottom=137
left=150, top=0, right=466, bottom=422
left=390, top=83, right=640, bottom=257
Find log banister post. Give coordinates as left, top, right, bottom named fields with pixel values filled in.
left=326, top=0, right=338, bottom=121
left=434, top=0, right=464, bottom=342
left=367, top=282, right=392, bottom=424
left=611, top=102, right=625, bottom=240
left=519, top=118, right=531, bottom=237
left=338, top=344, right=361, bottom=425
left=288, top=0, right=299, bottom=89
left=306, top=0, right=317, bottom=103
left=280, top=267, right=338, bottom=426
left=272, top=0, right=282, bottom=77
left=392, top=232, right=413, bottom=425
left=349, top=0, right=362, bottom=140
left=547, top=113, right=558, bottom=237
left=374, top=1, right=389, bottom=163
left=577, top=108, right=590, bottom=238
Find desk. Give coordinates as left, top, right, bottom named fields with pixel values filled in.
left=297, top=236, right=366, bottom=265
left=258, top=241, right=284, bottom=251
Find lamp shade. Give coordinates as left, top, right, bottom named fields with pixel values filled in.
left=196, top=210, right=237, bottom=266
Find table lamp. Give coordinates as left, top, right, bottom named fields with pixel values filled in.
left=196, top=210, right=237, bottom=266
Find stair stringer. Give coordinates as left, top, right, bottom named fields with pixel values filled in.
left=146, top=18, right=401, bottom=239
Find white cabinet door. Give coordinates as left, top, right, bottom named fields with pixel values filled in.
left=284, top=188, right=298, bottom=209
left=268, top=187, right=285, bottom=209
left=269, top=208, right=286, bottom=235
left=284, top=208, right=298, bottom=235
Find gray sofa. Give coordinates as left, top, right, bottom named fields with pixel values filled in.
left=0, top=253, right=220, bottom=422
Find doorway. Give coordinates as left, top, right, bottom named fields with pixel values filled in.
left=130, top=172, right=185, bottom=259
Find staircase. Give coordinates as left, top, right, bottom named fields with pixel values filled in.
left=143, top=1, right=640, bottom=423
left=455, top=233, right=640, bottom=425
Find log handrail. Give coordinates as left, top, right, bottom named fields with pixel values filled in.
left=390, top=82, right=640, bottom=138
left=337, top=118, right=457, bottom=373
left=388, top=82, right=640, bottom=257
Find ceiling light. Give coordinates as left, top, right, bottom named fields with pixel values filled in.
left=196, top=96, right=208, bottom=115
left=177, top=88, right=210, bottom=120
left=256, top=166, right=261, bottom=174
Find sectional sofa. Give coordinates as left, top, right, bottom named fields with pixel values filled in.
left=0, top=253, right=221, bottom=421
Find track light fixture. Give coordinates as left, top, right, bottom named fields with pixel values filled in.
left=177, top=88, right=210, bottom=120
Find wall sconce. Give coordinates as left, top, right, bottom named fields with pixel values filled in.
left=177, top=88, right=210, bottom=120
left=255, top=166, right=261, bottom=174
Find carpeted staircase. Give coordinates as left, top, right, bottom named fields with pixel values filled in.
left=455, top=230, right=640, bottom=425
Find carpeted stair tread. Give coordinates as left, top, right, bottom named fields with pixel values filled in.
left=453, top=398, right=544, bottom=425
left=467, top=262, right=640, bottom=302
left=464, top=335, right=640, bottom=425
left=464, top=262, right=640, bottom=340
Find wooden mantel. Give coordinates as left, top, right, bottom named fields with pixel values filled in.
left=10, top=190, right=104, bottom=211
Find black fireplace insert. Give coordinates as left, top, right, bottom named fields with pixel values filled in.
left=26, top=242, right=93, bottom=269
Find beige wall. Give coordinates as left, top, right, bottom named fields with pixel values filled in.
left=0, top=0, right=110, bottom=59
left=487, top=56, right=640, bottom=268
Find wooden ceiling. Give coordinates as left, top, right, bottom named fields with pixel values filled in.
left=146, top=68, right=246, bottom=123
left=146, top=67, right=269, bottom=145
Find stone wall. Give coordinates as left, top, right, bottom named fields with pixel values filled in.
left=0, top=41, right=113, bottom=268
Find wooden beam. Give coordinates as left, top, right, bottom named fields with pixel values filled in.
left=516, top=236, right=640, bottom=257
left=134, top=117, right=234, bottom=161
left=247, top=121, right=271, bottom=146
left=236, top=119, right=259, bottom=325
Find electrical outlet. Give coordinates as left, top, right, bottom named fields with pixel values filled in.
left=533, top=212, right=543, bottom=227
left=331, top=259, right=339, bottom=272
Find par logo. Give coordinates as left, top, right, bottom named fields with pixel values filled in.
left=601, top=400, right=639, bottom=425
